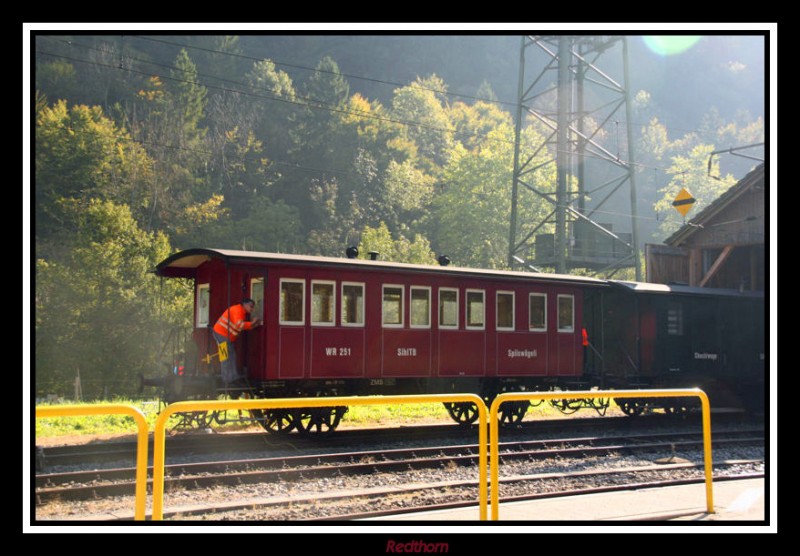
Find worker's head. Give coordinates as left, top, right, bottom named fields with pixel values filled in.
left=242, top=298, right=256, bottom=313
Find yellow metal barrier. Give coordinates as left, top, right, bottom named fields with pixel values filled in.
left=152, top=394, right=488, bottom=521
left=489, top=388, right=714, bottom=521
left=35, top=404, right=150, bottom=521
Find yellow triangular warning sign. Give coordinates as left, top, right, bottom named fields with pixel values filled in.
left=672, top=187, right=696, bottom=217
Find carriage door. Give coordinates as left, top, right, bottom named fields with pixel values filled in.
left=245, top=272, right=266, bottom=379
left=658, top=298, right=688, bottom=376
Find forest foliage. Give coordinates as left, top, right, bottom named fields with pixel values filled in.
left=31, top=35, right=764, bottom=398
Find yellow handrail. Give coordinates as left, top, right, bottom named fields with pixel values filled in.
left=489, top=388, right=713, bottom=520
left=35, top=404, right=150, bottom=521
left=151, top=394, right=488, bottom=521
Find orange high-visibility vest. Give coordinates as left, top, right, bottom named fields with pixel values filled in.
left=213, top=304, right=254, bottom=342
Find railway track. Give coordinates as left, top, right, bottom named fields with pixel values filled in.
left=35, top=411, right=755, bottom=470
left=34, top=426, right=763, bottom=518
left=36, top=460, right=764, bottom=521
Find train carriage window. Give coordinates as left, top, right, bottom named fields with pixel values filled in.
left=196, top=283, right=210, bottom=328
left=342, top=283, right=364, bottom=326
left=667, top=302, right=684, bottom=336
left=439, top=288, right=458, bottom=329
left=250, top=278, right=264, bottom=321
left=410, top=286, right=431, bottom=328
left=466, top=290, right=485, bottom=330
left=311, top=281, right=335, bottom=326
left=529, top=293, right=546, bottom=331
left=497, top=291, right=514, bottom=330
left=382, top=285, right=404, bottom=328
left=280, top=279, right=305, bottom=325
left=557, top=294, right=574, bottom=332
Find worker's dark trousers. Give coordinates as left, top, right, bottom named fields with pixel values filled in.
left=212, top=331, right=239, bottom=384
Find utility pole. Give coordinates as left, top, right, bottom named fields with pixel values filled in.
left=508, top=35, right=640, bottom=279
left=74, top=368, right=83, bottom=402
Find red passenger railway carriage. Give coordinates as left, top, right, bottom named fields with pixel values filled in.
left=147, top=248, right=765, bottom=432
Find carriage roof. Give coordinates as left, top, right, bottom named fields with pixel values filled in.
left=156, top=247, right=608, bottom=287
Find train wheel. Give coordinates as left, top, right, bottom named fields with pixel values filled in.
left=443, top=402, right=480, bottom=426
left=251, top=409, right=296, bottom=434
left=498, top=401, right=529, bottom=426
left=616, top=399, right=645, bottom=416
left=295, top=406, right=347, bottom=435
left=266, top=410, right=298, bottom=433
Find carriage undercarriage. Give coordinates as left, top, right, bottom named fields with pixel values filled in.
left=142, top=373, right=691, bottom=435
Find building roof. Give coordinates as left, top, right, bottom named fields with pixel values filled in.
left=664, top=163, right=765, bottom=246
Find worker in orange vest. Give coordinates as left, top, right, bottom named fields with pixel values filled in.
left=212, top=298, right=262, bottom=384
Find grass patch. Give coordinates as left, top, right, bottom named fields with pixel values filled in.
left=343, top=402, right=451, bottom=427
left=34, top=397, right=623, bottom=440
left=33, top=398, right=252, bottom=439
left=34, top=398, right=167, bottom=438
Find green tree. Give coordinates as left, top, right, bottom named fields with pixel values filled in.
left=448, top=99, right=511, bottom=152
left=634, top=116, right=675, bottom=243
left=35, top=100, right=155, bottom=245
left=35, top=199, right=189, bottom=399
left=698, top=107, right=765, bottom=177
left=434, top=123, right=554, bottom=269
left=383, top=159, right=435, bottom=214
left=188, top=35, right=245, bottom=85
left=381, top=159, right=436, bottom=233
left=475, top=80, right=498, bottom=102
left=637, top=107, right=763, bottom=243
left=323, top=93, right=426, bottom=242
left=170, top=194, right=228, bottom=250
left=653, top=143, right=737, bottom=238
left=340, top=93, right=412, bottom=167
left=300, top=56, right=350, bottom=112
left=357, top=222, right=438, bottom=265
left=188, top=196, right=304, bottom=253
left=305, top=152, right=378, bottom=257
left=244, top=58, right=297, bottom=159
left=169, top=48, right=208, bottom=146
left=290, top=55, right=350, bottom=159
left=206, top=126, right=276, bottom=220
left=390, top=75, right=454, bottom=172
left=35, top=59, right=77, bottom=102
left=280, top=57, right=352, bottom=229
left=124, top=50, right=211, bottom=234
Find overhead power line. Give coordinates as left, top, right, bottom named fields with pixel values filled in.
left=37, top=35, right=763, bottom=143
left=127, top=35, right=521, bottom=109
left=39, top=120, right=693, bottom=227
left=36, top=42, right=516, bottom=150
left=35, top=37, right=757, bottom=184
left=125, top=35, right=734, bottom=138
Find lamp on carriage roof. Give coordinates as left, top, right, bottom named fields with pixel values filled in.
left=345, top=246, right=359, bottom=259
left=437, top=255, right=451, bottom=267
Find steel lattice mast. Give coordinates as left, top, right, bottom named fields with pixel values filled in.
left=508, top=35, right=641, bottom=280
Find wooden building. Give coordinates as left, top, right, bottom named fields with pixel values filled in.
left=645, top=163, right=765, bottom=291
